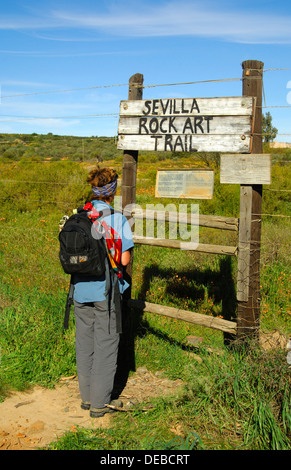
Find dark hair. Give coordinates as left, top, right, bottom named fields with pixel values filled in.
left=87, top=167, right=118, bottom=202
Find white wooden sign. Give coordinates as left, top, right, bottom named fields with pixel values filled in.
left=155, top=169, right=214, bottom=199
left=117, top=97, right=255, bottom=153
left=220, top=154, right=271, bottom=184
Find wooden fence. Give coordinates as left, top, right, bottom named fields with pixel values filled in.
left=120, top=60, right=268, bottom=343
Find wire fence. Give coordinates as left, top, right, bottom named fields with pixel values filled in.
left=0, top=65, right=290, bottom=223
left=1, top=66, right=290, bottom=98
left=0, top=67, right=290, bottom=128
left=0, top=66, right=289, bottom=345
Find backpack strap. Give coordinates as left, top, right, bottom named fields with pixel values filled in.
left=83, top=202, right=123, bottom=333
left=83, top=202, right=123, bottom=279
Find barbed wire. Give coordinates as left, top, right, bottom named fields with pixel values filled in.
left=0, top=178, right=290, bottom=198
left=0, top=209, right=289, bottom=221
left=0, top=113, right=118, bottom=122
left=0, top=74, right=279, bottom=100
left=262, top=105, right=291, bottom=108
left=0, top=83, right=128, bottom=99
left=264, top=188, right=291, bottom=192
left=1, top=66, right=290, bottom=101
left=0, top=117, right=290, bottom=137
left=263, top=67, right=291, bottom=72
left=0, top=69, right=290, bottom=169
left=253, top=213, right=291, bottom=218
left=0, top=226, right=58, bottom=233
left=0, top=68, right=289, bottom=308
left=143, top=77, right=244, bottom=89
left=254, top=132, right=291, bottom=136
left=0, top=179, right=86, bottom=185
left=0, top=111, right=289, bottom=123
left=0, top=76, right=250, bottom=100
left=0, top=224, right=290, bottom=238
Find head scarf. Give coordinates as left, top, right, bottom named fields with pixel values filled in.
left=92, top=178, right=118, bottom=197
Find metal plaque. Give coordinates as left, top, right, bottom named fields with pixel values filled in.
left=155, top=169, right=214, bottom=199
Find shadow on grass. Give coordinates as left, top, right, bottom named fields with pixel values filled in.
left=113, top=256, right=236, bottom=398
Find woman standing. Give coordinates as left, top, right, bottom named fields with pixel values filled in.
left=73, top=167, right=134, bottom=418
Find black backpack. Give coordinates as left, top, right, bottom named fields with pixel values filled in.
left=59, top=207, right=110, bottom=277
left=59, top=205, right=122, bottom=333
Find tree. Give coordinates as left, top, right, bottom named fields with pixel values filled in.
left=262, top=112, right=278, bottom=143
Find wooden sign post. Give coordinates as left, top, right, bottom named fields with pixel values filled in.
left=121, top=73, right=143, bottom=295
left=237, top=60, right=264, bottom=342
left=119, top=61, right=266, bottom=346
left=121, top=73, right=144, bottom=213
left=117, top=74, right=144, bottom=384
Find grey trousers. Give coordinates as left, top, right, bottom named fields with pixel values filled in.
left=74, top=299, right=120, bottom=409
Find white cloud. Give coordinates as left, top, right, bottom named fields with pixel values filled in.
left=0, top=15, right=61, bottom=30
left=0, top=99, right=93, bottom=114
left=0, top=49, right=144, bottom=58
left=51, top=1, right=291, bottom=44
left=2, top=80, right=54, bottom=88
left=0, top=1, right=290, bottom=44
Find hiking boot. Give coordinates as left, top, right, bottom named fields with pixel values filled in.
left=81, top=401, right=91, bottom=410
left=90, top=399, right=123, bottom=418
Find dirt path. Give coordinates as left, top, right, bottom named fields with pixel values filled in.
left=1, top=331, right=288, bottom=450
left=0, top=367, right=183, bottom=450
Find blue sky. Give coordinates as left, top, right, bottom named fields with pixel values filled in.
left=0, top=0, right=290, bottom=141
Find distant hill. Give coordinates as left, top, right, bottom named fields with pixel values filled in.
left=1, top=133, right=289, bottom=166
left=0, top=133, right=122, bottom=163
left=0, top=132, right=220, bottom=166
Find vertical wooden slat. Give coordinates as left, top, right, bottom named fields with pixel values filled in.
left=237, top=60, right=264, bottom=341
left=237, top=185, right=252, bottom=301
left=114, top=74, right=144, bottom=388
left=121, top=74, right=144, bottom=213
left=121, top=73, right=144, bottom=287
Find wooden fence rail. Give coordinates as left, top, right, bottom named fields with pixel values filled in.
left=129, top=208, right=238, bottom=254
left=128, top=299, right=237, bottom=335
left=132, top=236, right=237, bottom=256
left=131, top=209, right=239, bottom=231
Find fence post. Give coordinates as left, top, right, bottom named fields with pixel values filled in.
left=114, top=74, right=144, bottom=389
left=237, top=60, right=264, bottom=342
left=121, top=73, right=144, bottom=286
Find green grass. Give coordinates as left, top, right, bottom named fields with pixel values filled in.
left=45, top=346, right=290, bottom=451
left=0, top=152, right=290, bottom=450
left=0, top=285, right=76, bottom=393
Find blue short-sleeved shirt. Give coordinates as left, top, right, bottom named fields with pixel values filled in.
left=73, top=200, right=134, bottom=303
